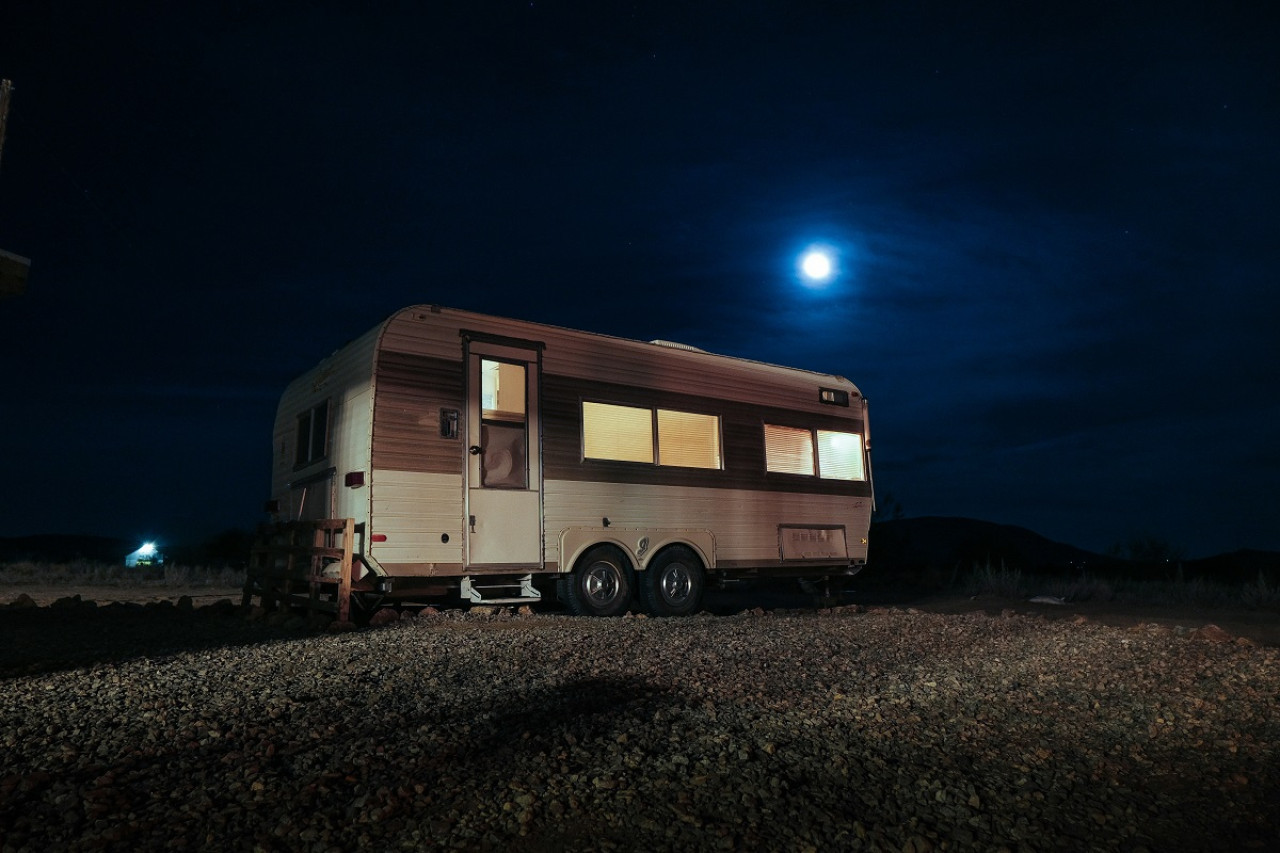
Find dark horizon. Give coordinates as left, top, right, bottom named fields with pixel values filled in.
left=1, top=2, right=1276, bottom=559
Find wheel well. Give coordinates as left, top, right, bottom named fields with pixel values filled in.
left=558, top=529, right=715, bottom=576
left=648, top=542, right=705, bottom=570
left=572, top=542, right=633, bottom=573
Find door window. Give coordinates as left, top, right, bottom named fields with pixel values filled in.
left=480, top=360, right=527, bottom=488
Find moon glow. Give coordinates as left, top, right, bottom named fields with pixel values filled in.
left=800, top=249, right=833, bottom=282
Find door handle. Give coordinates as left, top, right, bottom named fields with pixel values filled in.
left=469, top=445, right=483, bottom=456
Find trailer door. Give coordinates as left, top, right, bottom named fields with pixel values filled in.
left=465, top=339, right=543, bottom=567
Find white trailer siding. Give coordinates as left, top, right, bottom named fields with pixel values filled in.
left=543, top=480, right=867, bottom=570
left=368, top=470, right=463, bottom=569
left=270, top=326, right=379, bottom=525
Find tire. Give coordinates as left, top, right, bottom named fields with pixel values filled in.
left=639, top=545, right=705, bottom=617
left=559, top=545, right=634, bottom=617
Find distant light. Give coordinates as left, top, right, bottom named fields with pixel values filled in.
left=125, top=540, right=163, bottom=567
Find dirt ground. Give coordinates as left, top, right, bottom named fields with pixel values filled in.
left=706, top=582, right=1280, bottom=646
left=6, top=581, right=1277, bottom=646
left=908, top=593, right=1280, bottom=646
left=4, top=584, right=244, bottom=608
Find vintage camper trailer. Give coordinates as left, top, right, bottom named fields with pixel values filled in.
left=250, top=305, right=873, bottom=619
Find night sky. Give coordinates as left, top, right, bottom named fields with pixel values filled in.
left=1, top=2, right=1276, bottom=558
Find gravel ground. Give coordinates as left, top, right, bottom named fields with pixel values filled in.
left=1, top=600, right=1277, bottom=852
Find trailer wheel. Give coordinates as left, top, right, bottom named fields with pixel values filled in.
left=559, top=545, right=634, bottom=617
left=639, top=545, right=705, bottom=617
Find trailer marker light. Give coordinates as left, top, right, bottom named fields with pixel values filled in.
left=819, top=388, right=850, bottom=407
left=371, top=533, right=388, bottom=543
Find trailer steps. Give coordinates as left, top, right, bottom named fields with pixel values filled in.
left=460, top=574, right=542, bottom=606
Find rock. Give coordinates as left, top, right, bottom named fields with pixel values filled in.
left=177, top=596, right=195, bottom=612
left=1190, top=624, right=1232, bottom=643
left=8, top=593, right=38, bottom=608
left=199, top=599, right=237, bottom=617
left=50, top=594, right=83, bottom=609
left=368, top=609, right=401, bottom=627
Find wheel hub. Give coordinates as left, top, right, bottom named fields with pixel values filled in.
left=584, top=562, right=620, bottom=603
left=661, top=562, right=691, bottom=602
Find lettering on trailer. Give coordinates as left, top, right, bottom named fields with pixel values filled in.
left=779, top=525, right=848, bottom=561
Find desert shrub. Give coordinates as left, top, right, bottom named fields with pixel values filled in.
left=0, top=561, right=42, bottom=582
left=162, top=564, right=245, bottom=588
left=1044, top=574, right=1115, bottom=603
left=1103, top=576, right=1244, bottom=609
left=0, top=561, right=244, bottom=588
left=1237, top=571, right=1280, bottom=610
left=1146, top=577, right=1235, bottom=609
left=965, top=559, right=1026, bottom=598
left=0, top=560, right=123, bottom=585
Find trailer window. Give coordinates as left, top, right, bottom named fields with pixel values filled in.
left=583, top=402, right=654, bottom=463
left=481, top=360, right=526, bottom=420
left=764, top=424, right=815, bottom=476
left=817, top=430, right=865, bottom=480
left=479, top=360, right=528, bottom=488
left=295, top=400, right=329, bottom=466
left=657, top=409, right=721, bottom=469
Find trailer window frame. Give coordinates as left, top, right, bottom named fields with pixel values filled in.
left=581, top=400, right=723, bottom=470
left=763, top=423, right=816, bottom=476
left=764, top=423, right=867, bottom=481
left=816, top=429, right=866, bottom=481
left=478, top=358, right=530, bottom=489
left=656, top=407, right=723, bottom=470
left=294, top=399, right=331, bottom=468
left=582, top=401, right=655, bottom=464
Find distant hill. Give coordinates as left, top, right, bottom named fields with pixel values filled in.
left=0, top=534, right=135, bottom=564
left=3, top=522, right=1277, bottom=587
left=867, top=516, right=1280, bottom=587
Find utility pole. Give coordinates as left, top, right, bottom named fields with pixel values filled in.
left=1, top=78, right=32, bottom=299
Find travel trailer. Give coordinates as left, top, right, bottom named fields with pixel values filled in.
left=248, top=305, right=873, bottom=619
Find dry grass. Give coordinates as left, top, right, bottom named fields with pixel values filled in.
left=0, top=560, right=245, bottom=589
left=964, top=559, right=1280, bottom=610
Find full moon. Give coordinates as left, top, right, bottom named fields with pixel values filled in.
left=801, top=249, right=833, bottom=281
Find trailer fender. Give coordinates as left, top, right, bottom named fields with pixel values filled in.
left=558, top=527, right=715, bottom=576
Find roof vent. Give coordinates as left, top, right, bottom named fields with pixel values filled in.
left=649, top=339, right=706, bottom=353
